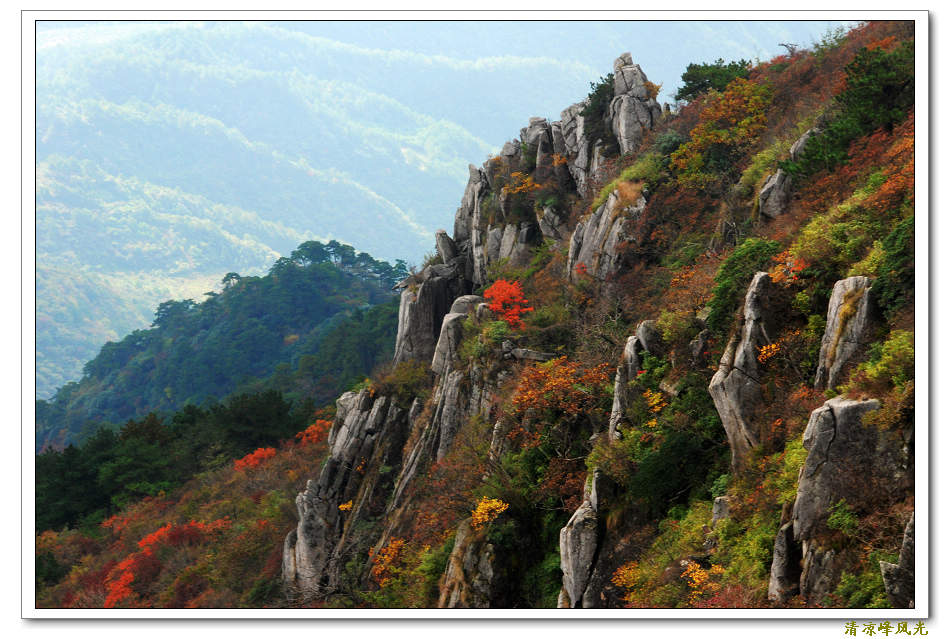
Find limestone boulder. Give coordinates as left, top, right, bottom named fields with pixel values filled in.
left=880, top=513, right=915, bottom=608
left=759, top=169, right=791, bottom=219
left=708, top=272, right=777, bottom=468
left=566, top=190, right=645, bottom=282
left=814, top=276, right=875, bottom=390
left=438, top=519, right=504, bottom=608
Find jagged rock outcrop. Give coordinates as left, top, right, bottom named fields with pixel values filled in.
left=567, top=190, right=646, bottom=283
left=708, top=272, right=777, bottom=468
left=393, top=261, right=469, bottom=364
left=438, top=519, right=505, bottom=608
left=767, top=522, right=802, bottom=602
left=768, top=396, right=914, bottom=603
left=758, top=127, right=819, bottom=219
left=283, top=390, right=409, bottom=595
left=538, top=205, right=571, bottom=240
left=431, top=312, right=467, bottom=377
left=880, top=513, right=915, bottom=608
left=558, top=471, right=604, bottom=608
left=607, top=322, right=664, bottom=439
left=712, top=496, right=732, bottom=527
left=814, top=276, right=875, bottom=389
left=609, top=53, right=663, bottom=156
left=435, top=229, right=458, bottom=263
left=789, top=126, right=821, bottom=161
left=555, top=54, right=661, bottom=195
left=758, top=169, right=791, bottom=219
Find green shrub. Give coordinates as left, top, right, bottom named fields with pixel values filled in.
left=832, top=552, right=895, bottom=608
left=872, top=216, right=914, bottom=319
left=782, top=41, right=914, bottom=179
left=654, top=129, right=686, bottom=156
left=580, top=73, right=619, bottom=154
left=709, top=473, right=730, bottom=499
left=706, top=238, right=781, bottom=334
left=675, top=58, right=751, bottom=103
left=854, top=330, right=914, bottom=390
left=827, top=499, right=860, bottom=537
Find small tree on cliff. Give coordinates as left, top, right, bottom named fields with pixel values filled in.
left=484, top=279, right=533, bottom=330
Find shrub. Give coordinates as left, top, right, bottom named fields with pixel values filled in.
left=370, top=359, right=432, bottom=407
left=872, top=216, right=914, bottom=319
left=675, top=58, right=751, bottom=103
left=580, top=73, right=619, bottom=154
left=852, top=330, right=914, bottom=390
left=782, top=41, right=914, bottom=179
left=484, top=279, right=534, bottom=329
left=706, top=238, right=781, bottom=334
left=671, top=78, right=773, bottom=188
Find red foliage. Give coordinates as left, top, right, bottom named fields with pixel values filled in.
left=295, top=419, right=332, bottom=446
left=484, top=279, right=534, bottom=329
left=104, top=519, right=231, bottom=608
left=234, top=447, right=278, bottom=471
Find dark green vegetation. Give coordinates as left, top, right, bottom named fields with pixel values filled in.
left=35, top=391, right=309, bottom=532
left=36, top=240, right=406, bottom=451
left=781, top=41, right=914, bottom=179
left=674, top=58, right=750, bottom=102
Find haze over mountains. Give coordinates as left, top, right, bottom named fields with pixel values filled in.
left=34, top=19, right=846, bottom=398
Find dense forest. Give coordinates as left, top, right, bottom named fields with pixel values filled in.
left=36, top=21, right=917, bottom=612
left=35, top=239, right=407, bottom=451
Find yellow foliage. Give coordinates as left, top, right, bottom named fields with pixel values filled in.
left=471, top=497, right=509, bottom=529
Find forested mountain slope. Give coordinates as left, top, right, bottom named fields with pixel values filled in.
left=36, top=240, right=406, bottom=451
left=36, top=21, right=917, bottom=611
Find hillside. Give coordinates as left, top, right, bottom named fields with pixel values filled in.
left=34, top=20, right=848, bottom=399
left=35, top=20, right=917, bottom=611
left=35, top=240, right=407, bottom=451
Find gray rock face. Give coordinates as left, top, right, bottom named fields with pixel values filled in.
left=450, top=294, right=484, bottom=316
left=283, top=390, right=408, bottom=595
left=438, top=519, right=503, bottom=608
left=712, top=496, right=732, bottom=527
left=759, top=169, right=791, bottom=219
left=708, top=272, right=776, bottom=468
left=789, top=127, right=821, bottom=161
left=393, top=261, right=468, bottom=364
left=607, top=323, right=665, bottom=440
left=767, top=522, right=802, bottom=602
left=435, top=229, right=458, bottom=263
left=814, top=276, right=875, bottom=390
left=453, top=165, right=490, bottom=246
left=510, top=347, right=556, bottom=362
left=389, top=363, right=496, bottom=512
left=609, top=53, right=663, bottom=155
left=773, top=395, right=914, bottom=603
left=431, top=312, right=467, bottom=376
left=559, top=500, right=599, bottom=608
left=880, top=513, right=915, bottom=608
left=558, top=471, right=605, bottom=608
left=792, top=397, right=883, bottom=541
left=539, top=205, right=570, bottom=240
left=567, top=190, right=646, bottom=282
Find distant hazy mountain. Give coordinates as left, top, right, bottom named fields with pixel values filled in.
left=34, top=19, right=846, bottom=397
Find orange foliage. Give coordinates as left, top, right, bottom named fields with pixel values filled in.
left=295, top=419, right=332, bottom=446
left=510, top=356, right=611, bottom=417
left=370, top=538, right=406, bottom=587
left=471, top=497, right=509, bottom=529
left=233, top=447, right=278, bottom=471
left=484, top=279, right=534, bottom=329
left=501, top=171, right=543, bottom=196
left=768, top=250, right=808, bottom=286
left=670, top=77, right=772, bottom=187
